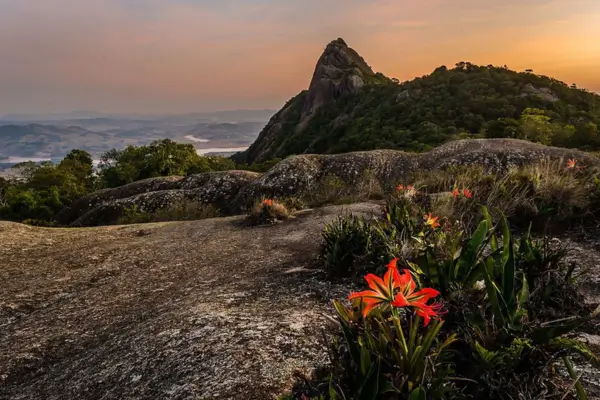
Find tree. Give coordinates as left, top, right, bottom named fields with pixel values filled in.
left=518, top=108, right=554, bottom=145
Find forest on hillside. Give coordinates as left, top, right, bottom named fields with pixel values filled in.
left=267, top=62, right=600, bottom=159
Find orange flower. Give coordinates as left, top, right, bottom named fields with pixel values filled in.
left=348, top=258, right=403, bottom=317
left=424, top=213, right=440, bottom=229
left=463, top=188, right=473, bottom=199
left=349, top=259, right=445, bottom=325
left=262, top=199, right=274, bottom=207
left=411, top=299, right=446, bottom=326
left=567, top=159, right=577, bottom=169
left=397, top=184, right=404, bottom=191
left=390, top=268, right=444, bottom=326
left=451, top=187, right=460, bottom=198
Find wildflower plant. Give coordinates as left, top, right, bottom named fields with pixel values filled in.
left=247, top=197, right=291, bottom=225
left=314, top=196, right=600, bottom=400
left=331, top=259, right=456, bottom=399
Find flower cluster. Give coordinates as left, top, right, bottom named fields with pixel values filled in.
left=396, top=184, right=414, bottom=191
left=348, top=258, right=444, bottom=325
left=451, top=187, right=473, bottom=199
left=567, top=158, right=586, bottom=171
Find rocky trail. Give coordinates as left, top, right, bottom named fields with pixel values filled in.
left=1, top=202, right=600, bottom=399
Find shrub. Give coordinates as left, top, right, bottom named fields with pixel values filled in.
left=305, top=207, right=600, bottom=400
left=117, top=201, right=219, bottom=224
left=326, top=259, right=455, bottom=399
left=247, top=198, right=292, bottom=225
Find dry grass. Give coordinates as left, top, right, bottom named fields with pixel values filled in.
left=305, top=170, right=384, bottom=207
left=409, top=157, right=600, bottom=231
left=118, top=200, right=220, bottom=224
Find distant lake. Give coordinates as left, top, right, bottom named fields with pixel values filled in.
left=184, top=135, right=210, bottom=143
left=196, top=147, right=247, bottom=155
left=1, top=156, right=53, bottom=163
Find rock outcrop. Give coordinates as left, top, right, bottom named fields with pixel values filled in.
left=301, top=38, right=379, bottom=120
left=233, top=38, right=385, bottom=164
left=62, top=139, right=599, bottom=227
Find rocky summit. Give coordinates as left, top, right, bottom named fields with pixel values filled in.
left=233, top=38, right=388, bottom=164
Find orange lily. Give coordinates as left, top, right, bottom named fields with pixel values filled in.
left=424, top=213, right=440, bottom=229
left=411, top=299, right=446, bottom=326
left=451, top=187, right=460, bottom=198
left=463, top=188, right=473, bottom=199
left=567, top=159, right=577, bottom=169
left=390, top=269, right=444, bottom=326
left=348, top=258, right=402, bottom=317
left=262, top=199, right=274, bottom=207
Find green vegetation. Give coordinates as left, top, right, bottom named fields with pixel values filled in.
left=320, top=158, right=600, bottom=282
left=252, top=63, right=600, bottom=161
left=290, top=187, right=600, bottom=399
left=0, top=150, right=96, bottom=224
left=117, top=201, right=220, bottom=225
left=0, top=139, right=237, bottom=224
left=98, top=138, right=235, bottom=188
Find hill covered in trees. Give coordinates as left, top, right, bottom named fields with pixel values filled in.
left=234, top=39, right=600, bottom=164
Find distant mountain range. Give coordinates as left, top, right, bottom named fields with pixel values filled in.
left=0, top=110, right=275, bottom=165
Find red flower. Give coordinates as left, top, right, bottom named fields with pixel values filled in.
left=567, top=159, right=577, bottom=169
left=349, top=259, right=445, bottom=325
left=397, top=184, right=404, bottom=191
left=463, top=188, right=473, bottom=199
left=407, top=185, right=414, bottom=190
left=348, top=258, right=403, bottom=317
left=451, top=187, right=460, bottom=198
left=424, top=213, right=440, bottom=229
left=390, top=270, right=444, bottom=326
left=262, top=199, right=274, bottom=207
left=411, top=299, right=446, bottom=326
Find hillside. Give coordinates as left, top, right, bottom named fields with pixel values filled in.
left=234, top=39, right=600, bottom=164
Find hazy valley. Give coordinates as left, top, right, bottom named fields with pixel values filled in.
left=0, top=109, right=274, bottom=169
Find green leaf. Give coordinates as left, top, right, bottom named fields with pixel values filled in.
left=481, top=206, right=498, bottom=251
left=531, top=317, right=588, bottom=344
left=455, top=219, right=488, bottom=282
left=500, top=217, right=516, bottom=314
left=358, top=357, right=380, bottom=400
left=563, top=356, right=588, bottom=400
left=516, top=272, right=529, bottom=309
left=475, top=341, right=498, bottom=366
left=408, top=387, right=427, bottom=400
left=481, top=258, right=505, bottom=326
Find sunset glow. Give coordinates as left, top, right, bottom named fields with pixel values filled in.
left=0, top=0, right=598, bottom=114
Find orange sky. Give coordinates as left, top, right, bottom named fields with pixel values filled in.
left=0, top=0, right=598, bottom=114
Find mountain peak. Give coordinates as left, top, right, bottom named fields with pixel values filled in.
left=328, top=37, right=348, bottom=47
left=302, top=39, right=380, bottom=119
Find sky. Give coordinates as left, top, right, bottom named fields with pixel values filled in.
left=0, top=0, right=599, bottom=114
